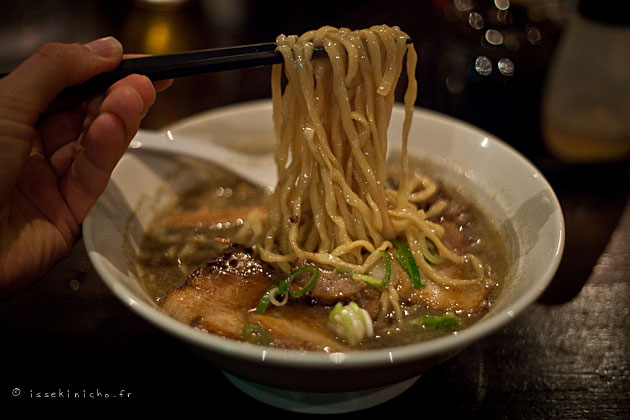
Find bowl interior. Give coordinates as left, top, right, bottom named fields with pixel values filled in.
left=83, top=100, right=564, bottom=373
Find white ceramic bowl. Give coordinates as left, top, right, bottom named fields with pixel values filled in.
left=83, top=100, right=564, bottom=412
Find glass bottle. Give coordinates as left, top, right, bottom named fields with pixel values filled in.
left=541, top=0, right=630, bottom=163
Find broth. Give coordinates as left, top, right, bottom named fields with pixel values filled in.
left=130, top=156, right=511, bottom=351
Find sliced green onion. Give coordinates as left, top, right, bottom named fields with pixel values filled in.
left=352, top=273, right=383, bottom=287
left=335, top=266, right=350, bottom=275
left=269, top=287, right=288, bottom=306
left=279, top=265, right=319, bottom=298
left=255, top=266, right=319, bottom=314
left=418, top=233, right=444, bottom=265
left=241, top=323, right=271, bottom=346
left=393, top=251, right=409, bottom=273
left=418, top=312, right=461, bottom=332
left=255, top=285, right=278, bottom=314
left=328, top=301, right=373, bottom=346
left=392, top=240, right=424, bottom=289
left=329, top=301, right=345, bottom=318
left=352, top=250, right=391, bottom=288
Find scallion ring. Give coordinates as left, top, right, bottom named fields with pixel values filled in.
left=352, top=273, right=383, bottom=287
left=255, top=266, right=319, bottom=314
left=279, top=265, right=319, bottom=298
left=269, top=286, right=288, bottom=306
left=335, top=266, right=349, bottom=275
left=241, top=323, right=271, bottom=346
left=353, top=250, right=391, bottom=288
left=418, top=312, right=460, bottom=332
left=392, top=240, right=424, bottom=289
left=255, top=285, right=277, bottom=314
left=328, top=301, right=374, bottom=346
left=393, top=251, right=409, bottom=273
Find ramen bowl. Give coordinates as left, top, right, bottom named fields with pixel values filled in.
left=83, top=100, right=564, bottom=413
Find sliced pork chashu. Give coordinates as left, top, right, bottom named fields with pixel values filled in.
left=161, top=245, right=349, bottom=352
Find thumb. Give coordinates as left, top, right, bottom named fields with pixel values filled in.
left=1, top=37, right=123, bottom=125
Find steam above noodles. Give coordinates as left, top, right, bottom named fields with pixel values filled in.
left=257, top=25, right=484, bottom=288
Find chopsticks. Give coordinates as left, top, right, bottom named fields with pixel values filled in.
left=1, top=38, right=412, bottom=117
left=0, top=41, right=305, bottom=117
left=90, top=42, right=288, bottom=85
left=70, top=37, right=412, bottom=86
left=0, top=42, right=287, bottom=117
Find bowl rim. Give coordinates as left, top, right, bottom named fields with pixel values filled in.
left=84, top=100, right=565, bottom=370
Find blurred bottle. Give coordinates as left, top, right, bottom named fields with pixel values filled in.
left=542, top=0, right=630, bottom=163
left=428, top=0, right=564, bottom=159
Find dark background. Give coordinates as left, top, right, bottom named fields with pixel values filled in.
left=1, top=0, right=628, bottom=417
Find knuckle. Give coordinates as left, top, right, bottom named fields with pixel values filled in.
left=34, top=42, right=64, bottom=61
left=35, top=42, right=86, bottom=63
left=33, top=42, right=71, bottom=76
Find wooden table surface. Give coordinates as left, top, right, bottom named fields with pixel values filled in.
left=1, top=1, right=628, bottom=416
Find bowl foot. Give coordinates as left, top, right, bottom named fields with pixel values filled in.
left=223, top=371, right=420, bottom=414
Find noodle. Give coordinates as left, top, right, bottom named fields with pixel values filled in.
left=257, top=25, right=484, bottom=288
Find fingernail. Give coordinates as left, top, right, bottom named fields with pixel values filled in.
left=84, top=36, right=122, bottom=58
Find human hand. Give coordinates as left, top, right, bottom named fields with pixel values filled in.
left=0, top=37, right=171, bottom=298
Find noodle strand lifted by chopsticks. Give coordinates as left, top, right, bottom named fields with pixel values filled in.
left=257, top=25, right=483, bottom=287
